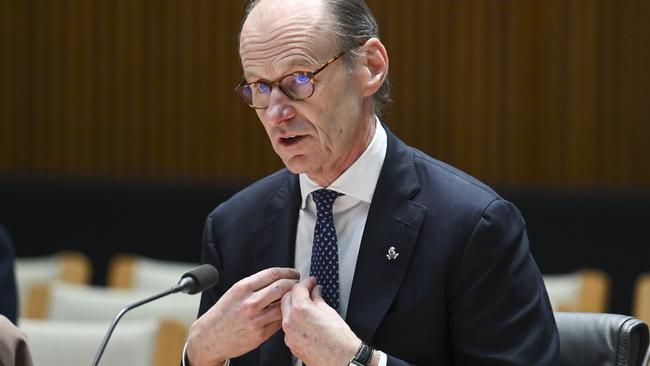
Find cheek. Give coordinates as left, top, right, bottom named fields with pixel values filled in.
left=311, top=96, right=357, bottom=147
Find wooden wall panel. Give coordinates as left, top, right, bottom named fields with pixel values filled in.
left=637, top=0, right=650, bottom=187
left=0, top=1, right=28, bottom=173
left=566, top=0, right=597, bottom=188
left=531, top=0, right=566, bottom=187
left=0, top=0, right=648, bottom=191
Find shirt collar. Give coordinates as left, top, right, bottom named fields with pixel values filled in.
left=299, top=117, right=387, bottom=209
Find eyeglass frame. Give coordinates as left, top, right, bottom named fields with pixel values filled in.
left=234, top=51, right=346, bottom=109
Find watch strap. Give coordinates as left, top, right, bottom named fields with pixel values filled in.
left=349, top=341, right=373, bottom=365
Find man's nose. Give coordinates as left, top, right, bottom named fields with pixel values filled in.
left=264, top=87, right=296, bottom=125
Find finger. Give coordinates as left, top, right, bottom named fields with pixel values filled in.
left=264, top=299, right=280, bottom=310
left=242, top=267, right=300, bottom=291
left=290, top=276, right=317, bottom=304
left=305, top=276, right=318, bottom=290
left=310, top=284, right=322, bottom=299
left=281, top=291, right=292, bottom=314
left=255, top=299, right=283, bottom=326
left=310, top=284, right=328, bottom=307
left=292, top=276, right=317, bottom=293
left=250, top=278, right=300, bottom=310
left=261, top=320, right=282, bottom=340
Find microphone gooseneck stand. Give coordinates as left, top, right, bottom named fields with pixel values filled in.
left=91, top=284, right=185, bottom=366
left=91, top=264, right=219, bottom=366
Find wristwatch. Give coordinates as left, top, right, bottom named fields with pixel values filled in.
left=349, top=341, right=374, bottom=366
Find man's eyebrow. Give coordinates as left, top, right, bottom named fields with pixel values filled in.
left=242, top=58, right=317, bottom=81
left=243, top=71, right=262, bottom=81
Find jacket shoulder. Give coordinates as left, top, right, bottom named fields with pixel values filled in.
left=411, top=148, right=501, bottom=204
left=208, top=168, right=295, bottom=220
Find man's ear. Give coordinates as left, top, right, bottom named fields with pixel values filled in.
left=360, top=38, right=389, bottom=97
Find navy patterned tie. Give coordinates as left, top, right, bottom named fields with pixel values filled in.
left=309, top=189, right=344, bottom=312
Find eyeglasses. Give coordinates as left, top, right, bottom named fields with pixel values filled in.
left=234, top=51, right=345, bottom=109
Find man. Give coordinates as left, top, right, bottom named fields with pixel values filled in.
left=185, top=0, right=559, bottom=365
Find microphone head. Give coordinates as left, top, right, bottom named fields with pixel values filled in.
left=178, top=264, right=219, bottom=295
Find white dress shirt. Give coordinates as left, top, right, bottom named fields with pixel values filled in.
left=293, top=118, right=387, bottom=366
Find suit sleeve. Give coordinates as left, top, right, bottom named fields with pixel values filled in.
left=385, top=354, right=416, bottom=366
left=0, top=225, right=18, bottom=324
left=197, top=214, right=225, bottom=318
left=445, top=198, right=559, bottom=366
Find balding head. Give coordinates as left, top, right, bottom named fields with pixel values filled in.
left=239, top=0, right=390, bottom=117
left=240, top=0, right=337, bottom=76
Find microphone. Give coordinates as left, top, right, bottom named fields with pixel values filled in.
left=176, top=264, right=220, bottom=294
left=91, top=264, right=219, bottom=366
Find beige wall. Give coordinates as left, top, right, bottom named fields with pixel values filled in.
left=1, top=0, right=649, bottom=190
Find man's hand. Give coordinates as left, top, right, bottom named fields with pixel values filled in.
left=281, top=277, right=362, bottom=366
left=186, top=267, right=300, bottom=366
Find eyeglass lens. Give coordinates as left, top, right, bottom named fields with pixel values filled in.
left=240, top=72, right=314, bottom=108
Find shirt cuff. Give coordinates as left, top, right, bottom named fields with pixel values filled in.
left=377, top=350, right=387, bottom=366
left=182, top=342, right=229, bottom=366
left=182, top=342, right=189, bottom=366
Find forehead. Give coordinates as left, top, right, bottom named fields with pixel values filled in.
left=239, top=0, right=337, bottom=78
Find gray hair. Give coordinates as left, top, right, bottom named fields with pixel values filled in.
left=241, top=0, right=391, bottom=117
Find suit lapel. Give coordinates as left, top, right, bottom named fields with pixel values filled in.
left=251, top=174, right=300, bottom=273
left=346, top=127, right=427, bottom=342
left=250, top=173, right=300, bottom=366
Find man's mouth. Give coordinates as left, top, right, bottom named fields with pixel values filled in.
left=279, top=135, right=306, bottom=146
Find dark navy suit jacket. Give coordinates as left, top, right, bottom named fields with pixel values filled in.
left=0, top=225, right=18, bottom=324
left=198, top=127, right=559, bottom=365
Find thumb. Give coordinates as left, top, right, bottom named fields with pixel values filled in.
left=310, top=284, right=325, bottom=303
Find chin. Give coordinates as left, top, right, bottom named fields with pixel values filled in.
left=282, top=157, right=309, bottom=175
left=285, top=164, right=312, bottom=176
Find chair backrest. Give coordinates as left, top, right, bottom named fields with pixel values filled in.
left=555, top=312, right=650, bottom=366
left=19, top=318, right=186, bottom=366
left=27, top=282, right=199, bottom=326
left=544, top=269, right=611, bottom=312
left=107, top=254, right=198, bottom=291
left=634, top=273, right=650, bottom=326
left=15, top=251, right=91, bottom=318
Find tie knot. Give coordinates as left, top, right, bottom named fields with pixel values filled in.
left=311, top=189, right=343, bottom=213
